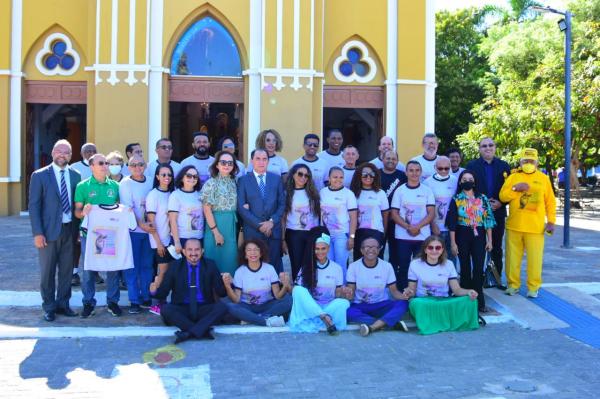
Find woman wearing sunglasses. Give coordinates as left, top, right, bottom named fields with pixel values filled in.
left=283, top=164, right=321, bottom=281
left=349, top=163, right=389, bottom=261
left=201, top=151, right=240, bottom=275
left=168, top=165, right=203, bottom=255
left=145, top=164, right=175, bottom=315
left=217, top=136, right=246, bottom=179
left=405, top=235, right=480, bottom=335
left=446, top=170, right=496, bottom=313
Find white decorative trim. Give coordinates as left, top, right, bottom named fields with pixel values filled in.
left=108, top=0, right=120, bottom=85
left=125, top=0, right=137, bottom=86
left=275, top=0, right=283, bottom=90
left=0, top=177, right=21, bottom=183
left=95, top=0, right=101, bottom=83
left=386, top=0, right=398, bottom=139
left=291, top=0, right=301, bottom=90
left=332, top=40, right=376, bottom=83
left=248, top=0, right=264, bottom=161
left=310, top=0, right=314, bottom=71
left=148, top=0, right=164, bottom=160
left=143, top=0, right=150, bottom=84
left=425, top=0, right=436, bottom=133
left=396, top=79, right=437, bottom=87
left=9, top=0, right=23, bottom=182
left=0, top=69, right=10, bottom=75
left=34, top=33, right=81, bottom=76
left=242, top=67, right=323, bottom=92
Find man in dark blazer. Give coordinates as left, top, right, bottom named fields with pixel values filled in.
left=237, top=148, right=286, bottom=272
left=466, top=137, right=511, bottom=286
left=29, top=139, right=81, bottom=321
left=151, top=238, right=228, bottom=344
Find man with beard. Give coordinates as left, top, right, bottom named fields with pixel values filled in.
left=181, top=132, right=214, bottom=184
left=370, top=136, right=405, bottom=172
left=410, top=133, right=439, bottom=182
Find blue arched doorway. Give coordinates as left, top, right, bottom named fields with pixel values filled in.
left=168, top=16, right=245, bottom=161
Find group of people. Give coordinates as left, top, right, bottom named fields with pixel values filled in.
left=29, top=128, right=556, bottom=343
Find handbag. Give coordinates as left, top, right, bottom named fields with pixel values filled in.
left=483, top=252, right=502, bottom=289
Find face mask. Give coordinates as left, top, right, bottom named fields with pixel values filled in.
left=521, top=163, right=536, bottom=174
left=108, top=165, right=121, bottom=175
left=460, top=181, right=475, bottom=191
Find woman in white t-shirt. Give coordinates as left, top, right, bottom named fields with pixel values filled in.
left=168, top=165, right=203, bottom=254
left=320, top=167, right=357, bottom=274
left=289, top=229, right=350, bottom=334
left=405, top=235, right=481, bottom=335
left=247, top=129, right=289, bottom=176
left=283, top=164, right=321, bottom=281
left=350, top=163, right=389, bottom=261
left=146, top=164, right=175, bottom=315
left=221, top=239, right=292, bottom=327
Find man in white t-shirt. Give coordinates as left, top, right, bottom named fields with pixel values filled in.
left=318, top=129, right=345, bottom=172
left=346, top=237, right=412, bottom=337
left=423, top=156, right=457, bottom=266
left=370, top=136, right=406, bottom=172
left=121, top=143, right=144, bottom=177
left=390, top=160, right=435, bottom=289
left=291, top=134, right=328, bottom=190
left=145, top=138, right=182, bottom=180
left=342, top=145, right=359, bottom=188
left=410, top=133, right=439, bottom=181
left=181, top=132, right=215, bottom=184
left=447, top=148, right=465, bottom=178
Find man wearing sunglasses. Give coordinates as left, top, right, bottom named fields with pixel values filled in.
left=291, top=134, right=328, bottom=190
left=423, top=156, right=458, bottom=266
left=145, top=138, right=182, bottom=180
left=74, top=153, right=121, bottom=318
left=466, top=137, right=511, bottom=287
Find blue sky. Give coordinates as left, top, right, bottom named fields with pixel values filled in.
left=436, top=0, right=566, bottom=11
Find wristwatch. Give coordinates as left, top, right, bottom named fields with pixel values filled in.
left=349, top=233, right=356, bottom=239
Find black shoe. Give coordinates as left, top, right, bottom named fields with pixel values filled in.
left=496, top=284, right=507, bottom=291
left=174, top=330, right=192, bottom=344
left=95, top=273, right=104, bottom=284
left=71, top=274, right=81, bottom=287
left=202, top=330, right=215, bottom=340
left=43, top=311, right=55, bottom=322
left=107, top=302, right=122, bottom=317
left=119, top=280, right=127, bottom=290
left=140, top=300, right=152, bottom=309
left=80, top=304, right=95, bottom=318
left=128, top=304, right=141, bottom=314
left=56, top=307, right=78, bottom=317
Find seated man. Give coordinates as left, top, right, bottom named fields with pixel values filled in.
left=150, top=238, right=227, bottom=344
left=346, top=237, right=412, bottom=337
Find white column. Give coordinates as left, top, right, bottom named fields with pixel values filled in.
left=246, top=0, right=263, bottom=161
left=147, top=0, right=164, bottom=161
left=385, top=0, right=398, bottom=139
left=8, top=0, right=23, bottom=182
left=425, top=0, right=436, bottom=134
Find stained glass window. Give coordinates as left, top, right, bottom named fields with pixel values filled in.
left=338, top=47, right=370, bottom=78
left=43, top=39, right=75, bottom=71
left=170, top=17, right=242, bottom=77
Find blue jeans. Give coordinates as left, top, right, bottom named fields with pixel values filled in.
left=439, top=231, right=457, bottom=269
left=223, top=294, right=293, bottom=326
left=125, top=232, right=153, bottom=304
left=328, top=233, right=350, bottom=281
left=393, top=239, right=423, bottom=290
left=81, top=236, right=120, bottom=306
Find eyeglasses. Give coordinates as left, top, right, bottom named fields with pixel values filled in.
left=480, top=144, right=495, bottom=148
left=305, top=142, right=319, bottom=148
left=223, top=143, right=235, bottom=149
left=296, top=171, right=310, bottom=178
left=95, top=161, right=107, bottom=166
left=437, top=167, right=450, bottom=171
left=427, top=245, right=443, bottom=251
left=159, top=173, right=173, bottom=178
left=185, top=173, right=199, bottom=180
left=218, top=160, right=234, bottom=167
left=158, top=145, right=173, bottom=150
left=130, top=163, right=145, bottom=168
left=361, top=172, right=376, bottom=178
left=361, top=245, right=380, bottom=250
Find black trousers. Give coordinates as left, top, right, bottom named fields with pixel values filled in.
left=285, top=229, right=311, bottom=281
left=39, top=223, right=74, bottom=312
left=455, top=226, right=486, bottom=309
left=491, top=216, right=506, bottom=275
left=161, top=301, right=228, bottom=338
left=353, top=228, right=385, bottom=261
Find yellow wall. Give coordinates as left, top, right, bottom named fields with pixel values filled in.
left=397, top=84, right=425, bottom=162
left=0, top=0, right=10, bottom=70
left=0, top=77, right=8, bottom=176
left=0, top=183, right=21, bottom=215
left=398, top=0, right=425, bottom=80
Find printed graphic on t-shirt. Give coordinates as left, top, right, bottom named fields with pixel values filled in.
left=358, top=205, right=374, bottom=229
left=402, top=203, right=425, bottom=225
left=295, top=205, right=316, bottom=230
left=92, top=227, right=116, bottom=256
left=321, top=205, right=340, bottom=231
left=435, top=197, right=451, bottom=223
left=422, top=280, right=448, bottom=297
left=356, top=286, right=382, bottom=304
left=189, top=208, right=203, bottom=231
left=520, top=186, right=541, bottom=211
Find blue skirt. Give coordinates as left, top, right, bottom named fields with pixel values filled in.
left=288, top=286, right=350, bottom=333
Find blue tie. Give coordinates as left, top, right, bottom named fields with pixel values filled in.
left=258, top=174, right=266, bottom=198
left=60, top=170, right=71, bottom=215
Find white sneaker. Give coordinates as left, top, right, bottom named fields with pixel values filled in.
left=359, top=323, right=370, bottom=337
left=265, top=315, right=285, bottom=327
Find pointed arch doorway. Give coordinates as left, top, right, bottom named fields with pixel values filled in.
left=168, top=16, right=245, bottom=162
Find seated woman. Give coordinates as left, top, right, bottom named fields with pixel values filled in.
left=222, top=239, right=292, bottom=327
left=289, top=228, right=350, bottom=335
left=406, top=235, right=480, bottom=335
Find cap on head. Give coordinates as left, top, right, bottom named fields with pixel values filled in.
left=519, top=148, right=538, bottom=161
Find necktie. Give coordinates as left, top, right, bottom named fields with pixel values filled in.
left=190, top=265, right=198, bottom=321
left=259, top=174, right=266, bottom=198
left=60, top=170, right=71, bottom=215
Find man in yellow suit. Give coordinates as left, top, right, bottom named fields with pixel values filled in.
left=499, top=148, right=556, bottom=298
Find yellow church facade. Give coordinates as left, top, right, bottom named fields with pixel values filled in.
left=0, top=0, right=435, bottom=215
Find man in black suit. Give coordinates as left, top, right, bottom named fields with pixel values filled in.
left=29, top=139, right=81, bottom=321
left=466, top=137, right=511, bottom=285
left=150, top=239, right=228, bottom=344
left=237, top=148, right=286, bottom=272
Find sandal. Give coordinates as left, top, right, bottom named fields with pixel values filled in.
left=320, top=314, right=338, bottom=335
left=478, top=315, right=487, bottom=326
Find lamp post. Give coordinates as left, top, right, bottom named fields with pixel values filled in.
left=531, top=5, right=572, bottom=248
